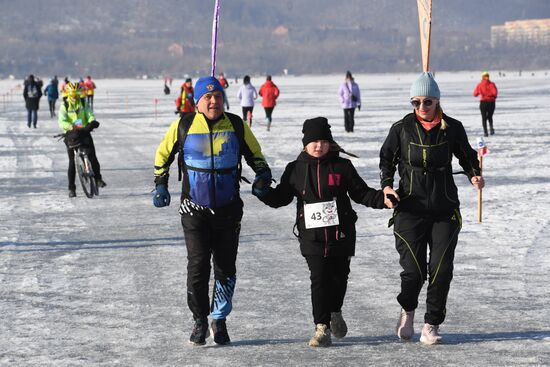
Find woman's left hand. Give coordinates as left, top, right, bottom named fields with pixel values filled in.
left=471, top=176, right=485, bottom=190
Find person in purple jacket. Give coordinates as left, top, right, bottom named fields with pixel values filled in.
left=338, top=71, right=361, bottom=133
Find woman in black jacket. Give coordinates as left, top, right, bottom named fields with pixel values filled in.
left=380, top=72, right=485, bottom=345
left=254, top=117, right=386, bottom=347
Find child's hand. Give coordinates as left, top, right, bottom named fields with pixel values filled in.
left=383, top=186, right=400, bottom=209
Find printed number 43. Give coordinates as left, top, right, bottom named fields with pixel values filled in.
left=311, top=212, right=321, bottom=221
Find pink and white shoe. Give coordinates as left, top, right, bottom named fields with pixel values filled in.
left=396, top=308, right=415, bottom=340
left=420, top=323, right=442, bottom=345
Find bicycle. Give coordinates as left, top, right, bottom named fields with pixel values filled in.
left=55, top=132, right=99, bottom=198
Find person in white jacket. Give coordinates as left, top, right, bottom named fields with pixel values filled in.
left=237, top=75, right=258, bottom=127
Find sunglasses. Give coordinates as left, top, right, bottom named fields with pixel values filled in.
left=410, top=99, right=435, bottom=108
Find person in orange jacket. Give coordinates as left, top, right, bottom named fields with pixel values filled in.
left=218, top=72, right=230, bottom=111
left=218, top=72, right=229, bottom=89
left=175, top=78, right=195, bottom=118
left=258, top=75, right=280, bottom=131
left=83, top=76, right=97, bottom=110
left=473, top=71, right=498, bottom=137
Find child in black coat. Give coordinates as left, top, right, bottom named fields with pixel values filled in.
left=253, top=117, right=388, bottom=347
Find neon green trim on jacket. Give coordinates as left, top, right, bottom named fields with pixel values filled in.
left=57, top=100, right=96, bottom=133
left=154, top=112, right=268, bottom=181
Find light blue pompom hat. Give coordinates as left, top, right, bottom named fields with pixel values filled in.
left=410, top=72, right=440, bottom=99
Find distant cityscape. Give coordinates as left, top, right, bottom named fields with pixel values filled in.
left=1, top=0, right=549, bottom=78
left=491, top=18, right=550, bottom=47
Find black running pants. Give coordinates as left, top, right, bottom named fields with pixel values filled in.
left=181, top=208, right=242, bottom=320
left=343, top=108, right=355, bottom=132
left=393, top=210, right=461, bottom=325
left=64, top=132, right=101, bottom=191
left=480, top=101, right=495, bottom=136
left=242, top=106, right=254, bottom=123
left=304, top=255, right=351, bottom=326
left=264, top=107, right=274, bottom=122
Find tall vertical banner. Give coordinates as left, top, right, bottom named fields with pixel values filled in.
left=210, top=0, right=222, bottom=77
left=416, top=0, right=432, bottom=72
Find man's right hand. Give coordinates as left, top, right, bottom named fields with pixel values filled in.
left=153, top=184, right=171, bottom=207
left=383, top=186, right=400, bottom=209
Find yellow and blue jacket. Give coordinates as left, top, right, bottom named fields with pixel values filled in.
left=154, top=112, right=269, bottom=209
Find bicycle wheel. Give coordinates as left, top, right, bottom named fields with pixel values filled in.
left=90, top=167, right=98, bottom=196
left=75, top=151, right=94, bottom=198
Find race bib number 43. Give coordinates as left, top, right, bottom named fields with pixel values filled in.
left=304, top=200, right=339, bottom=229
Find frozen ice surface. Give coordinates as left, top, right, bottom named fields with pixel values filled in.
left=1, top=72, right=550, bottom=366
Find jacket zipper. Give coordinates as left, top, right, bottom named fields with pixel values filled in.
left=316, top=160, right=329, bottom=257
left=209, top=126, right=217, bottom=208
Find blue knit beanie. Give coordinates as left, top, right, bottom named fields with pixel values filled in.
left=410, top=72, right=440, bottom=99
left=194, top=76, right=224, bottom=104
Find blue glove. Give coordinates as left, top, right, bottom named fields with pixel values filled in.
left=153, top=184, right=171, bottom=207
left=252, top=169, right=272, bottom=198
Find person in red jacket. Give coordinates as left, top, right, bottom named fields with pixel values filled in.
left=218, top=72, right=230, bottom=111
left=473, top=71, right=498, bottom=137
left=258, top=75, right=280, bottom=131
left=176, top=78, right=195, bottom=118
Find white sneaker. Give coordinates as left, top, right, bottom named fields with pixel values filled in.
left=420, top=323, right=442, bottom=345
left=396, top=308, right=415, bottom=340
left=330, top=311, right=348, bottom=339
left=308, top=324, right=332, bottom=347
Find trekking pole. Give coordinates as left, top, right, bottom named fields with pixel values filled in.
left=476, top=137, right=488, bottom=223
left=477, top=155, right=483, bottom=223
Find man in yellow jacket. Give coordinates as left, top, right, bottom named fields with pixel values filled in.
left=153, top=76, right=272, bottom=346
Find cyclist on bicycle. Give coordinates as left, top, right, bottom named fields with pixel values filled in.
left=58, top=81, right=106, bottom=198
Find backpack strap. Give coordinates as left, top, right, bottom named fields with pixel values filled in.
left=177, top=112, right=251, bottom=182
left=177, top=112, right=196, bottom=181
left=225, top=112, right=247, bottom=156
left=225, top=112, right=254, bottom=183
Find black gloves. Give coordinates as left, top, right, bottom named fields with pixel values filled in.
left=252, top=169, right=272, bottom=198
left=84, top=120, right=100, bottom=132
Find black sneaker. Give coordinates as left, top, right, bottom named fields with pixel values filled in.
left=96, top=178, right=107, bottom=188
left=211, top=319, right=231, bottom=345
left=69, top=190, right=76, bottom=198
left=189, top=318, right=209, bottom=346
